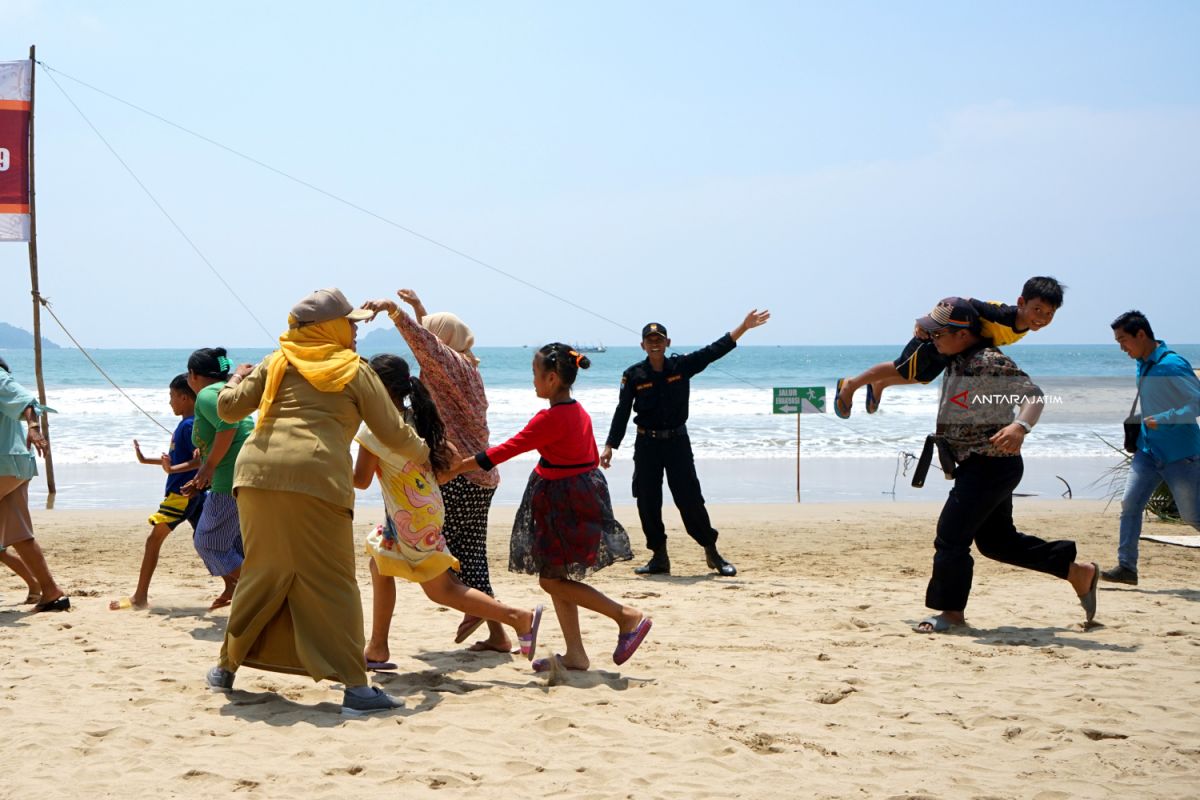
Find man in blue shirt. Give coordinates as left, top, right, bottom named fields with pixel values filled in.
left=1103, top=311, right=1200, bottom=585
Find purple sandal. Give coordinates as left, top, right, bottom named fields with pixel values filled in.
left=612, top=617, right=653, bottom=665
left=518, top=605, right=543, bottom=661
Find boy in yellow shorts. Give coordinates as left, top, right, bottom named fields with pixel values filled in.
left=109, top=374, right=205, bottom=610
left=835, top=276, right=1065, bottom=418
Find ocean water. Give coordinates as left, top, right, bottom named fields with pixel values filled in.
left=3, top=342, right=1198, bottom=508
left=2, top=343, right=1197, bottom=470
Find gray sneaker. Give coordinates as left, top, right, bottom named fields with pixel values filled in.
left=206, top=666, right=234, bottom=693
left=1100, top=564, right=1138, bottom=586
left=341, top=687, right=404, bottom=717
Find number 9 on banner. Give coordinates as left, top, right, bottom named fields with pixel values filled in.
left=0, top=147, right=10, bottom=171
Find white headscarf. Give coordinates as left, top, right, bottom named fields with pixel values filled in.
left=423, top=312, right=480, bottom=366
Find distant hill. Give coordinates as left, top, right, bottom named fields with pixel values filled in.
left=0, top=322, right=61, bottom=349
left=359, top=326, right=411, bottom=355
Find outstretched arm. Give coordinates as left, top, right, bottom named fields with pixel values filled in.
left=133, top=439, right=159, bottom=465
left=678, top=310, right=769, bottom=376
left=396, top=289, right=428, bottom=325
left=730, top=309, right=770, bottom=342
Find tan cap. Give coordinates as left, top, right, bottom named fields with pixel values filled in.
left=289, top=288, right=373, bottom=326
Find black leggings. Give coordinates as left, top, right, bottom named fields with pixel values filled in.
left=440, top=476, right=498, bottom=596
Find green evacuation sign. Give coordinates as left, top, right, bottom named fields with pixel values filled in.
left=773, top=386, right=826, bottom=415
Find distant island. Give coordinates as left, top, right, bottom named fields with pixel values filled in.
left=359, top=326, right=407, bottom=353
left=0, top=322, right=61, bottom=349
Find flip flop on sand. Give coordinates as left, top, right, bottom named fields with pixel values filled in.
left=23, top=592, right=41, bottom=605
left=834, top=378, right=852, bottom=419
left=913, top=614, right=964, bottom=634
left=613, top=617, right=653, bottom=665
left=32, top=596, right=70, bottom=613
left=455, top=614, right=485, bottom=644
left=519, top=605, right=543, bottom=661
left=209, top=596, right=232, bottom=611
left=367, top=660, right=398, bottom=671
left=1079, top=562, right=1100, bottom=623
left=108, top=596, right=146, bottom=611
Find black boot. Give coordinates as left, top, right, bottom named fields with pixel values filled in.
left=634, top=547, right=670, bottom=575
left=705, top=545, right=737, bottom=577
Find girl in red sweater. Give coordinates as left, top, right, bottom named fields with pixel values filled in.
left=452, top=343, right=652, bottom=672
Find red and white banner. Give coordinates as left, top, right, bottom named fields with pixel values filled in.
left=0, top=60, right=33, bottom=242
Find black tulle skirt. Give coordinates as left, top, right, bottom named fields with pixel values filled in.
left=509, top=469, right=633, bottom=579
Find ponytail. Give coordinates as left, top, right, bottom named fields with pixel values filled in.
left=368, top=353, right=451, bottom=474
left=188, top=347, right=232, bottom=380
left=537, top=342, right=591, bottom=387
left=408, top=377, right=451, bottom=474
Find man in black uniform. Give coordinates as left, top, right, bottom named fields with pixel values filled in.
left=600, top=310, right=770, bottom=576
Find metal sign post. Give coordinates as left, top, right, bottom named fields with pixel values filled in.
left=773, top=386, right=826, bottom=502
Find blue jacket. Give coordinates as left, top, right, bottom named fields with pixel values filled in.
left=0, top=370, right=45, bottom=480
left=1135, top=341, right=1200, bottom=463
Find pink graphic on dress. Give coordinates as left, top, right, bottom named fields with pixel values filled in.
left=386, top=462, right=446, bottom=552
left=360, top=431, right=458, bottom=582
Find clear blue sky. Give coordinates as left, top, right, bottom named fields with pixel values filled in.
left=2, top=2, right=1198, bottom=348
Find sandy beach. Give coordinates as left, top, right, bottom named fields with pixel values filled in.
left=3, top=499, right=1198, bottom=799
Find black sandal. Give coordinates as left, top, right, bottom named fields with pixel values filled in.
left=33, top=596, right=70, bottom=613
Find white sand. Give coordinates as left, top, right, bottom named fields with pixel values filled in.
left=2, top=500, right=1198, bottom=798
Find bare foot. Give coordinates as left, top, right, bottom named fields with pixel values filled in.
left=467, top=637, right=513, bottom=653
left=513, top=607, right=536, bottom=637
left=617, top=607, right=645, bottom=635
left=1067, top=561, right=1098, bottom=596
left=533, top=653, right=589, bottom=672
left=364, top=646, right=392, bottom=666
left=209, top=594, right=233, bottom=611
left=23, top=591, right=42, bottom=605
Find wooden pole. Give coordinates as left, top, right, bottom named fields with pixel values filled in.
left=26, top=45, right=55, bottom=498
left=795, top=412, right=800, bottom=503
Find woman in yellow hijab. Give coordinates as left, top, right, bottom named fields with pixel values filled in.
left=205, top=288, right=431, bottom=717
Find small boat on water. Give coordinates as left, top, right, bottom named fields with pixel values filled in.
left=572, top=342, right=607, bottom=353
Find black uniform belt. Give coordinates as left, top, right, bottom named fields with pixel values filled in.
left=637, top=425, right=687, bottom=440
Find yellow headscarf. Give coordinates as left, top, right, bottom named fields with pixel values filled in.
left=256, top=315, right=360, bottom=427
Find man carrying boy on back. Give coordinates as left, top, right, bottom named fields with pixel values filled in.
left=909, top=297, right=1099, bottom=633
left=835, top=276, right=1065, bottom=418
left=109, top=374, right=205, bottom=610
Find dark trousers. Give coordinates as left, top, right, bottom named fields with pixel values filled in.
left=925, top=455, right=1076, bottom=613
left=632, top=433, right=718, bottom=551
